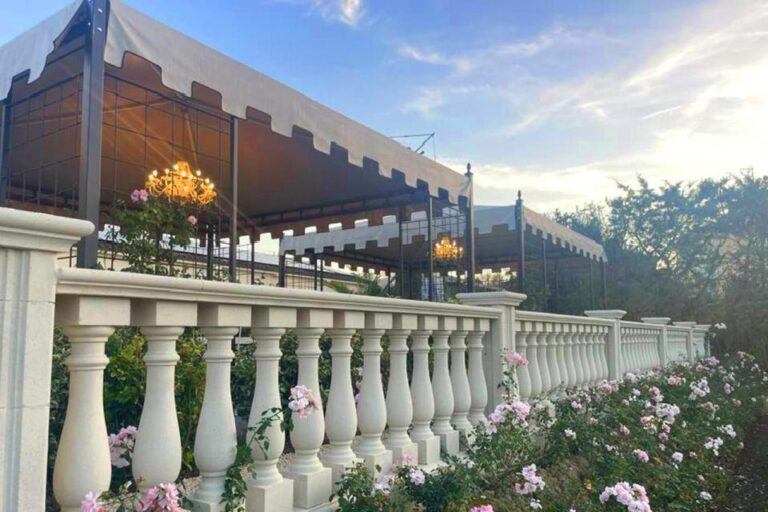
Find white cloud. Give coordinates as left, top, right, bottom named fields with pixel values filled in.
left=397, top=45, right=474, bottom=74
left=277, top=0, right=366, bottom=27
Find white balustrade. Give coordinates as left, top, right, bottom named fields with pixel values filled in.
left=545, top=328, right=561, bottom=393
left=0, top=208, right=713, bottom=512
left=525, top=327, right=542, bottom=396
left=432, top=317, right=459, bottom=453
left=450, top=318, right=473, bottom=436
left=535, top=328, right=551, bottom=395
left=564, top=325, right=578, bottom=388
left=409, top=316, right=441, bottom=465
left=467, top=319, right=491, bottom=424
left=323, top=310, right=365, bottom=485
left=356, top=313, right=393, bottom=470
left=554, top=328, right=568, bottom=391
left=132, top=299, right=196, bottom=491
left=191, top=304, right=250, bottom=511
left=285, top=309, right=334, bottom=508
left=247, top=307, right=296, bottom=512
left=385, top=314, right=418, bottom=464
left=53, top=326, right=116, bottom=512
left=514, top=329, right=532, bottom=399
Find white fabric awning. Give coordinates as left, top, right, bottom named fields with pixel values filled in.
left=0, top=0, right=470, bottom=204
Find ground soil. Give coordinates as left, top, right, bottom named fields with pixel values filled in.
left=721, top=414, right=768, bottom=511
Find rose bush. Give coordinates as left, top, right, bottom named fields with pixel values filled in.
left=334, top=352, right=768, bottom=511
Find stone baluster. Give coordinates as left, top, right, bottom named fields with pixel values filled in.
left=597, top=327, right=609, bottom=381
left=285, top=309, right=334, bottom=508
left=410, top=316, right=441, bottom=465
left=247, top=307, right=296, bottom=512
left=132, top=300, right=196, bottom=491
left=525, top=323, right=542, bottom=397
left=545, top=326, right=561, bottom=393
left=385, top=314, right=417, bottom=464
left=587, top=325, right=603, bottom=385
left=467, top=319, right=491, bottom=425
left=585, top=311, right=627, bottom=382
left=323, top=311, right=365, bottom=486
left=535, top=327, right=551, bottom=395
left=191, top=304, right=250, bottom=511
left=514, top=328, right=532, bottom=399
left=627, top=329, right=637, bottom=372
left=432, top=317, right=459, bottom=453
left=554, top=326, right=568, bottom=391
left=564, top=325, right=578, bottom=388
left=575, top=325, right=587, bottom=386
left=53, top=297, right=129, bottom=512
left=450, top=318, right=473, bottom=436
left=356, top=313, right=393, bottom=470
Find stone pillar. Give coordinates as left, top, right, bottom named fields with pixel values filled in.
left=0, top=208, right=92, bottom=512
left=585, top=310, right=626, bottom=381
left=642, top=317, right=670, bottom=368
left=385, top=314, right=417, bottom=464
left=246, top=307, right=296, bottom=512
left=457, top=292, right=526, bottom=412
left=410, top=316, right=441, bottom=465
left=132, top=300, right=197, bottom=490
left=190, top=304, right=250, bottom=512
left=285, top=309, right=333, bottom=509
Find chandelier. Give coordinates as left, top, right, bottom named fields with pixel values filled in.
left=433, top=235, right=464, bottom=262
left=145, top=161, right=217, bottom=206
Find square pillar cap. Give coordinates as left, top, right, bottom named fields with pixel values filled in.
left=641, top=317, right=671, bottom=325
left=585, top=309, right=626, bottom=320
left=673, top=321, right=697, bottom=327
left=456, top=291, right=527, bottom=308
left=0, top=207, right=94, bottom=253
left=695, top=324, right=712, bottom=330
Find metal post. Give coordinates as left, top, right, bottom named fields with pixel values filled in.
left=541, top=239, right=548, bottom=312
left=278, top=254, right=286, bottom=287
left=250, top=235, right=256, bottom=285
left=427, top=196, right=434, bottom=301
left=601, top=259, right=608, bottom=307
left=588, top=257, right=595, bottom=309
left=228, top=117, right=239, bottom=281
left=319, top=256, right=325, bottom=291
left=398, top=204, right=406, bottom=298
left=313, top=254, right=319, bottom=291
left=554, top=257, right=560, bottom=312
left=465, top=163, right=476, bottom=292
left=0, top=98, right=11, bottom=206
left=76, top=0, right=110, bottom=268
left=206, top=226, right=214, bottom=280
left=515, top=191, right=526, bottom=293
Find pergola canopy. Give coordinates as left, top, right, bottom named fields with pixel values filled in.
left=0, top=0, right=470, bottom=237
left=281, top=203, right=607, bottom=272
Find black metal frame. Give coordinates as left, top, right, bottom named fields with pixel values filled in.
left=0, top=98, right=10, bottom=205
left=77, top=0, right=109, bottom=268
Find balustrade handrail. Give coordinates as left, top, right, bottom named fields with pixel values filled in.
left=516, top=310, right=614, bottom=326
left=619, top=320, right=664, bottom=330
left=56, top=267, right=501, bottom=320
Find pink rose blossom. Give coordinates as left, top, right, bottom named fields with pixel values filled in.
left=504, top=350, right=529, bottom=367
left=80, top=492, right=105, bottom=512
left=633, top=449, right=650, bottom=463
left=187, top=215, right=198, bottom=226
left=469, top=506, right=494, bottom=512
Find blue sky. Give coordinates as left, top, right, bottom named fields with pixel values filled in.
left=3, top=0, right=767, bottom=212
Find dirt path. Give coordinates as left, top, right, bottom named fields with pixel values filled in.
left=721, top=414, right=768, bottom=511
